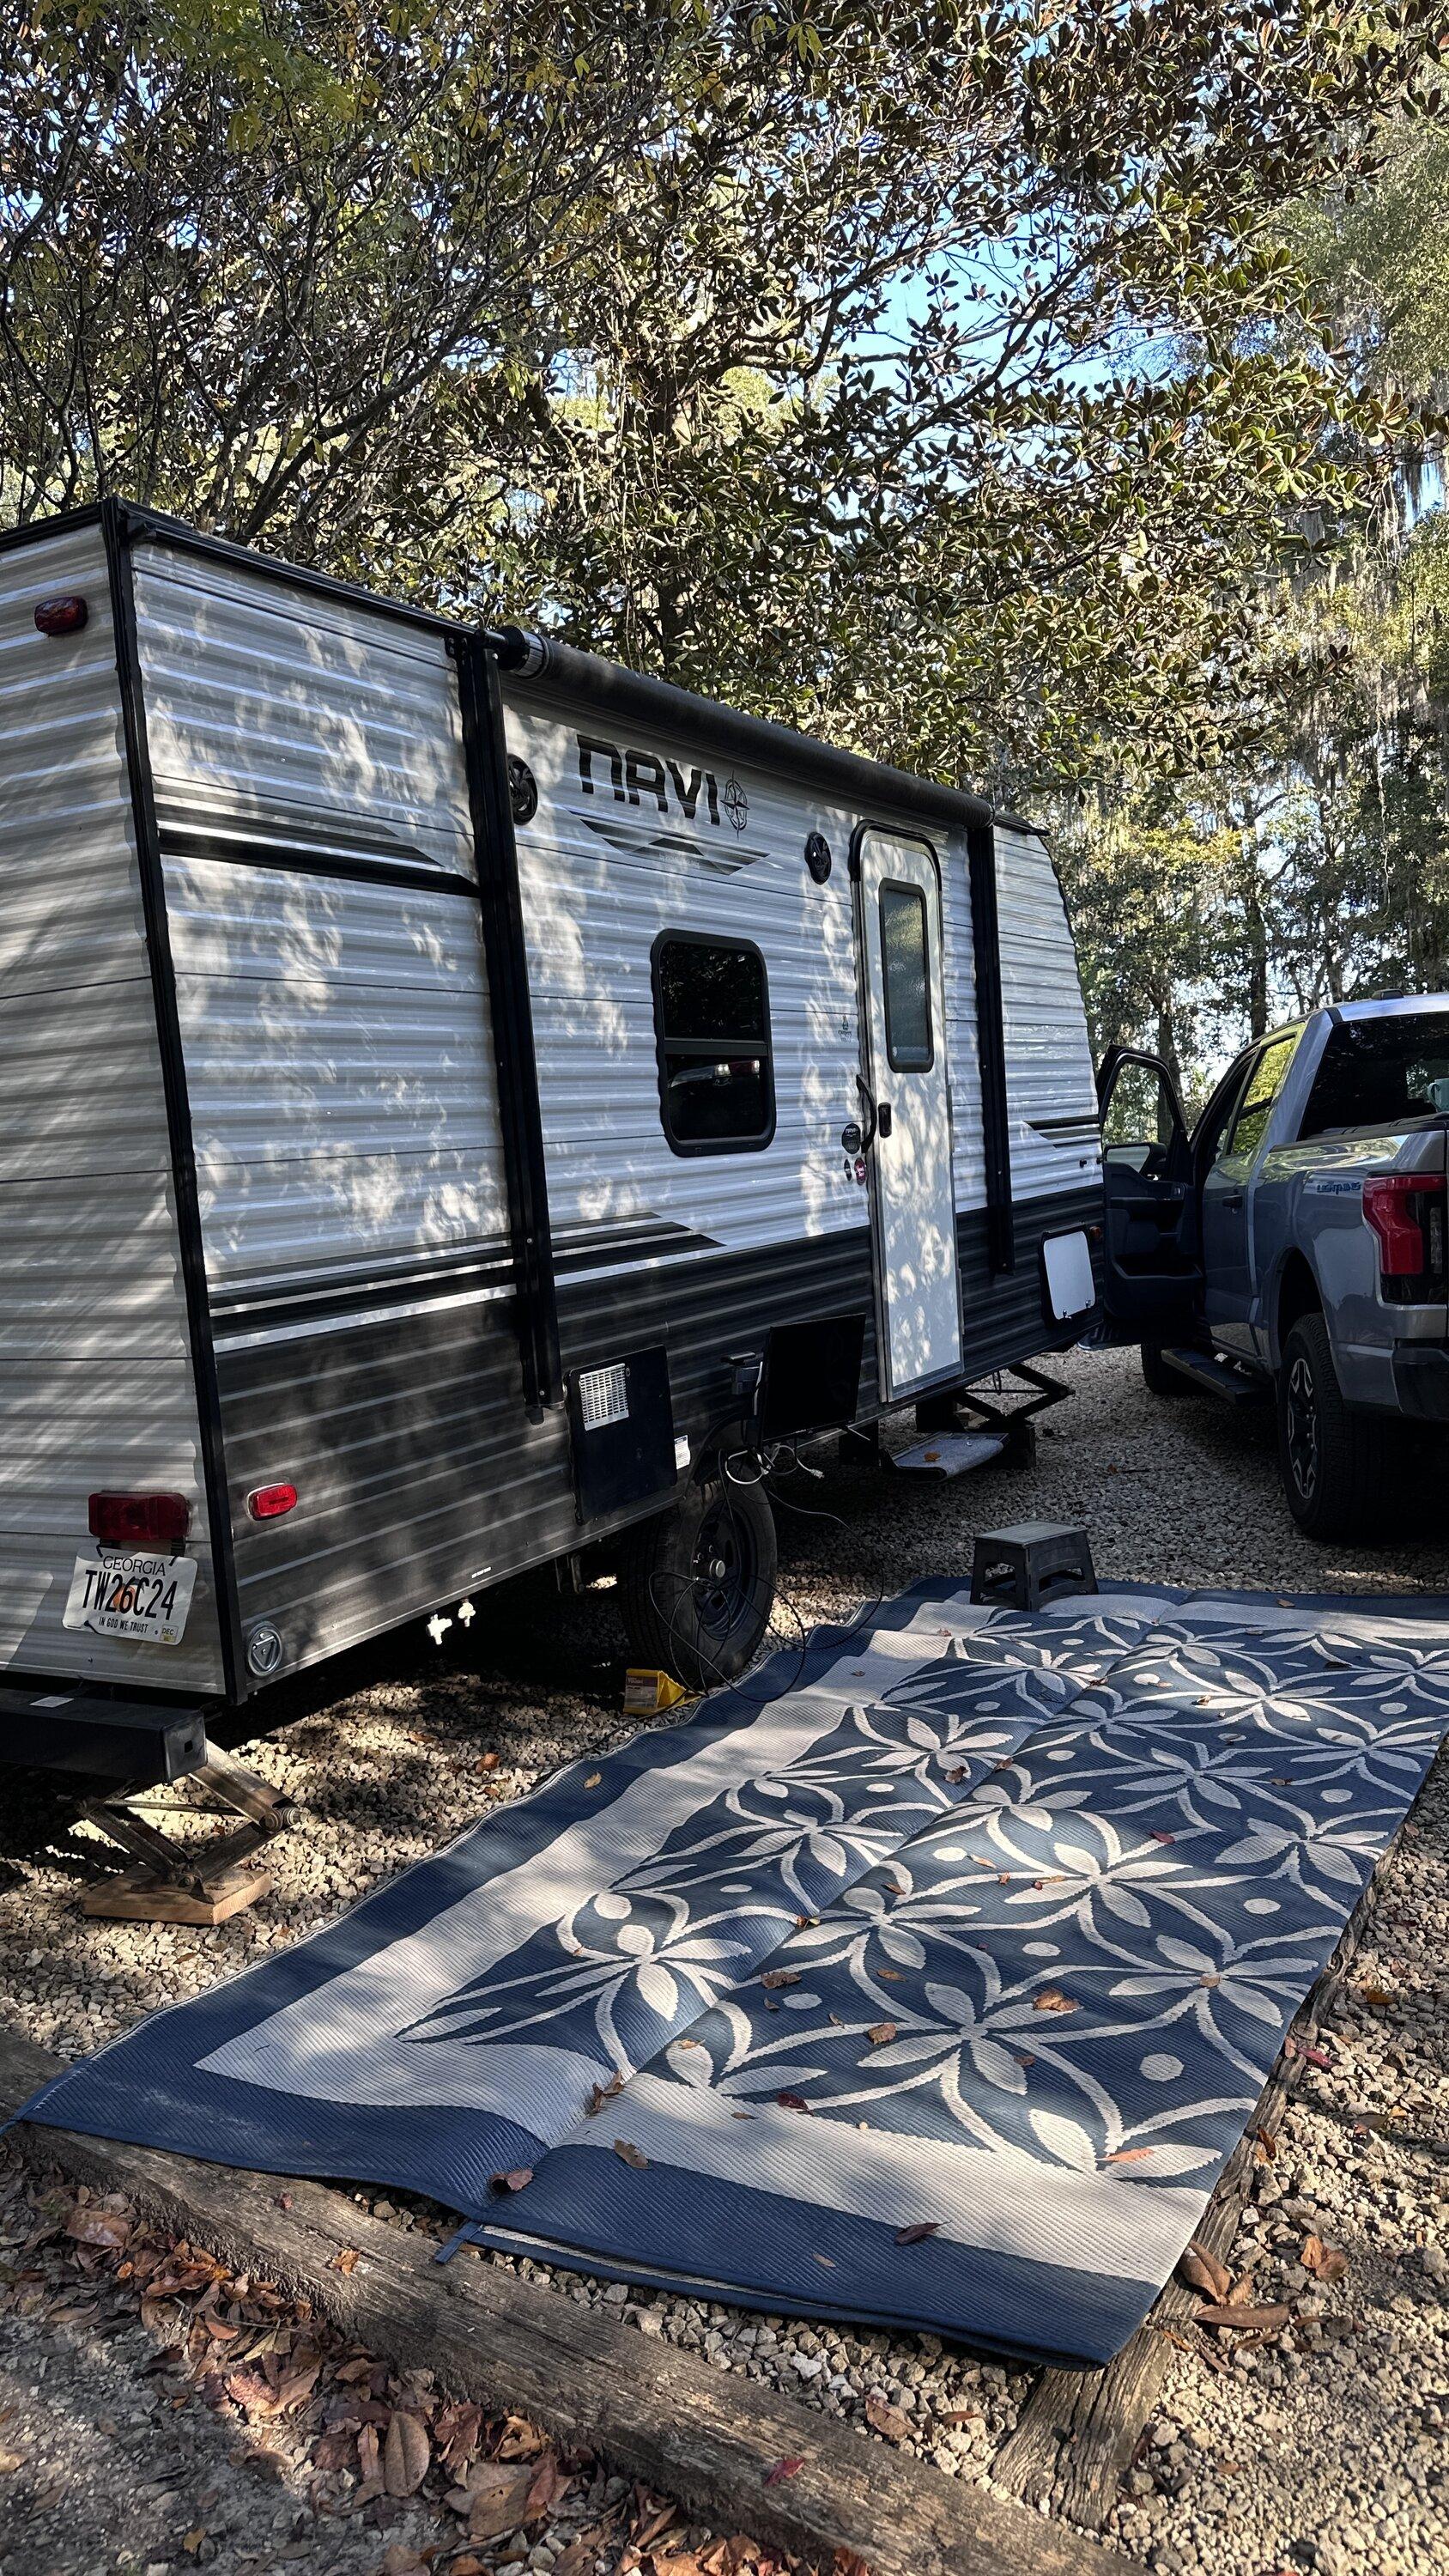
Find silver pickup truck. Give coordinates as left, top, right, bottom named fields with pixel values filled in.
left=1096, top=997, right=1449, bottom=1538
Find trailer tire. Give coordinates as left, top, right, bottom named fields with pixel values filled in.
left=1277, top=1313, right=1397, bottom=1540
left=618, top=1471, right=779, bottom=1693
left=1140, top=1343, right=1191, bottom=1398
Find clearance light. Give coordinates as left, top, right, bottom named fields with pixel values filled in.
left=88, top=1492, right=191, bottom=1549
left=33, top=595, right=88, bottom=635
left=246, top=1482, right=299, bottom=1521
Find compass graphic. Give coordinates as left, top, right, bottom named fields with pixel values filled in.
left=721, top=775, right=749, bottom=833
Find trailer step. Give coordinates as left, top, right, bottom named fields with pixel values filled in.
left=0, top=1684, right=208, bottom=1784
left=892, top=1431, right=1009, bottom=1478
left=1161, top=1346, right=1266, bottom=1405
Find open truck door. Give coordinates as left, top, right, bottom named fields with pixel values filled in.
left=1094, top=1046, right=1200, bottom=1346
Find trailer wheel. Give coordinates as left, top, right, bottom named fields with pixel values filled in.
left=1140, top=1343, right=1191, bottom=1397
left=1277, top=1313, right=1397, bottom=1540
left=619, top=1472, right=779, bottom=1693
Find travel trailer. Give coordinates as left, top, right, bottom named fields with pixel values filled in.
left=0, top=501, right=1102, bottom=1777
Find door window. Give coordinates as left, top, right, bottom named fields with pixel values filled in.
left=651, top=933, right=774, bottom=1154
left=1100, top=1057, right=1182, bottom=1175
left=878, top=882, right=933, bottom=1072
left=1224, top=1034, right=1296, bottom=1161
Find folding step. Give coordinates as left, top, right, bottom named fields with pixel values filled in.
left=1161, top=1346, right=1265, bottom=1404
left=892, top=1431, right=1009, bottom=1478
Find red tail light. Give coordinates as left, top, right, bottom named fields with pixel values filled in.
left=246, top=1482, right=298, bottom=1521
left=34, top=595, right=88, bottom=635
left=1363, top=1173, right=1446, bottom=1297
left=88, top=1492, right=191, bottom=1549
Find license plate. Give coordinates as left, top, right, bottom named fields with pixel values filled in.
left=63, top=1547, right=197, bottom=1645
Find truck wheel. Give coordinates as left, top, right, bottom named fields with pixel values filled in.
left=1277, top=1313, right=1396, bottom=1540
left=618, top=1471, right=779, bottom=1693
left=1141, top=1343, right=1190, bottom=1397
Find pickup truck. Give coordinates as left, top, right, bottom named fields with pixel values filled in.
left=1095, top=996, right=1449, bottom=1538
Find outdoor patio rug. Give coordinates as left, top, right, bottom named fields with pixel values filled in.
left=16, top=1581, right=1449, bottom=2366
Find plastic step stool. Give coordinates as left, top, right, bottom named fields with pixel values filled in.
left=970, top=1520, right=1097, bottom=1609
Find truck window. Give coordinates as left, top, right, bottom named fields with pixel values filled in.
left=1298, top=1012, right=1449, bottom=1140
left=1224, top=1033, right=1296, bottom=1161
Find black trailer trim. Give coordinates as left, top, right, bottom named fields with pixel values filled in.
left=0, top=1682, right=209, bottom=1785
left=155, top=830, right=482, bottom=902
left=455, top=633, right=561, bottom=1417
left=102, top=500, right=247, bottom=1704
left=968, top=817, right=1016, bottom=1275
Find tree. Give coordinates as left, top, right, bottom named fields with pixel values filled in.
left=4, top=1, right=1444, bottom=804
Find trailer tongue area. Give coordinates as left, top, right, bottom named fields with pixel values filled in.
left=18, top=1579, right=1449, bottom=2366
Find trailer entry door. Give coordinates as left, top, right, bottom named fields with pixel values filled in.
left=854, top=828, right=962, bottom=1399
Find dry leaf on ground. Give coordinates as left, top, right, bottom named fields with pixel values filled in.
left=383, top=2409, right=430, bottom=2497
left=614, top=2139, right=649, bottom=2170
left=762, top=2455, right=804, bottom=2486
left=330, top=2246, right=361, bottom=2275
left=466, top=2462, right=534, bottom=2542
left=1179, top=2242, right=1233, bottom=2301
left=894, top=2221, right=939, bottom=2245
left=1032, top=1989, right=1080, bottom=2014
left=1301, top=2234, right=1350, bottom=2284
left=524, top=2450, right=572, bottom=2521
left=864, top=2395, right=911, bottom=2442
left=866, top=2021, right=897, bottom=2045
left=490, top=2167, right=534, bottom=2194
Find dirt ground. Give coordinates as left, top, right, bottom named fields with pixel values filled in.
left=0, top=1346, right=1446, bottom=2576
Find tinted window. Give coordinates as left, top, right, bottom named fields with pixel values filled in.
left=879, top=883, right=932, bottom=1072
left=1298, top=1012, right=1449, bottom=1140
left=652, top=934, right=774, bottom=1154
left=1225, top=1034, right=1296, bottom=1160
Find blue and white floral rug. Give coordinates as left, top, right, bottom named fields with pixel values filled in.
left=19, top=1583, right=1449, bottom=2364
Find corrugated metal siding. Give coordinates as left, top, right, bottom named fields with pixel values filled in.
left=132, top=544, right=475, bottom=878
left=131, top=546, right=521, bottom=1681
left=502, top=686, right=919, bottom=1254
left=161, top=858, right=508, bottom=1294
left=0, top=524, right=221, bottom=1691
left=219, top=1300, right=568, bottom=1674
left=958, top=1182, right=1105, bottom=1377
left=995, top=824, right=1101, bottom=1206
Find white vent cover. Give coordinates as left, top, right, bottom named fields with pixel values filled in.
left=578, top=1363, right=630, bottom=1431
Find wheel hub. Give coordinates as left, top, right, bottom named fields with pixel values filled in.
left=691, top=1499, right=755, bottom=1637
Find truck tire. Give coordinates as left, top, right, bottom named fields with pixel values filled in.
left=1141, top=1342, right=1191, bottom=1397
left=619, top=1471, right=778, bottom=1693
left=1277, top=1312, right=1397, bottom=1540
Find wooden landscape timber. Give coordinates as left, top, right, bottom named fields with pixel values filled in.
left=0, top=2020, right=1125, bottom=2576
left=992, top=1845, right=1391, bottom=2524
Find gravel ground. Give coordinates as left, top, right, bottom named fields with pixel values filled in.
left=1, top=1344, right=1446, bottom=2576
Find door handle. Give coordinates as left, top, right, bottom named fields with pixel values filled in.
left=876, top=1103, right=894, bottom=1139
left=855, top=1072, right=878, bottom=1151
left=1220, top=1191, right=1244, bottom=1212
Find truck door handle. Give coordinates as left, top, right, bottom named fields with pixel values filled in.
left=876, top=1103, right=894, bottom=1139
left=1220, top=1191, right=1243, bottom=1212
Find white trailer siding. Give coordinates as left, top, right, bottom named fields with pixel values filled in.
left=0, top=525, right=221, bottom=1690
left=995, top=823, right=1101, bottom=1206
left=503, top=688, right=877, bottom=1262
left=127, top=541, right=523, bottom=1674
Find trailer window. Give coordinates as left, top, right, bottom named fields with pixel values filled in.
left=878, top=882, right=933, bottom=1072
left=652, top=933, right=774, bottom=1154
left=1298, top=1012, right=1449, bottom=1140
